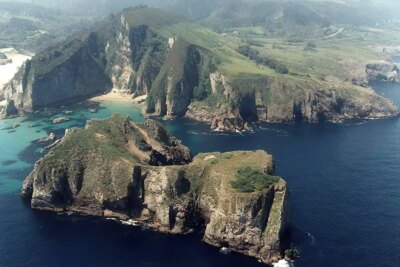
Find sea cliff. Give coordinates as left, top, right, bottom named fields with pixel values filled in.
left=2, top=7, right=397, bottom=131
left=21, top=114, right=290, bottom=264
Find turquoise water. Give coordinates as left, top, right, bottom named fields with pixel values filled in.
left=0, top=84, right=400, bottom=266
left=0, top=101, right=142, bottom=195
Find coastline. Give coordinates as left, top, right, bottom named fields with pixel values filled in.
left=90, top=91, right=147, bottom=104
left=90, top=91, right=133, bottom=103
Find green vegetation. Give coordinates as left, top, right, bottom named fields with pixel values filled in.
left=5, top=4, right=399, bottom=123
left=210, top=159, right=219, bottom=165
left=237, top=45, right=289, bottom=74
left=49, top=114, right=135, bottom=165
left=230, top=166, right=280, bottom=193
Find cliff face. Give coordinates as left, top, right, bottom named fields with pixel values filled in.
left=145, top=39, right=208, bottom=118
left=2, top=36, right=112, bottom=113
left=1, top=7, right=397, bottom=128
left=21, top=114, right=290, bottom=264
left=366, top=62, right=400, bottom=83
left=185, top=74, right=398, bottom=130
left=256, top=77, right=399, bottom=123
left=0, top=7, right=205, bottom=118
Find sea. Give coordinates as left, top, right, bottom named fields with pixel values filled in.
left=0, top=81, right=399, bottom=267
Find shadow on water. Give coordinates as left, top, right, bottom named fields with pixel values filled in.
left=2, top=160, right=17, bottom=166
left=0, top=166, right=34, bottom=181
left=1, top=84, right=400, bottom=267
left=0, top=191, right=267, bottom=267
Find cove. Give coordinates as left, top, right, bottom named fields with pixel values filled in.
left=0, top=82, right=399, bottom=266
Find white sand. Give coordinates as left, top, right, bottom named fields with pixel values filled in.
left=91, top=91, right=147, bottom=104
left=90, top=91, right=135, bottom=103
left=0, top=48, right=33, bottom=90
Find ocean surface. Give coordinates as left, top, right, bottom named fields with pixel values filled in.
left=0, top=82, right=399, bottom=267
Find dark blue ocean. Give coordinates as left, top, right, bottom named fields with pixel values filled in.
left=0, top=82, right=399, bottom=267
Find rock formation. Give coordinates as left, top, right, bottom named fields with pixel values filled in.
left=52, top=117, right=70, bottom=124
left=21, top=114, right=290, bottom=264
left=366, top=61, right=400, bottom=83
left=1, top=7, right=397, bottom=130
left=186, top=74, right=398, bottom=129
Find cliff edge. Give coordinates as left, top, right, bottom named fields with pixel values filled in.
left=21, top=114, right=290, bottom=264
left=1, top=7, right=398, bottom=130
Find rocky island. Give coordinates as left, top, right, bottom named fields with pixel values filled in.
left=1, top=7, right=398, bottom=131
left=21, top=114, right=290, bottom=264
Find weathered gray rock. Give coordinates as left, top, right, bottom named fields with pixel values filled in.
left=36, top=133, right=57, bottom=143
left=21, top=115, right=290, bottom=264
left=0, top=100, right=19, bottom=119
left=366, top=61, right=400, bottom=83
left=52, top=117, right=70, bottom=124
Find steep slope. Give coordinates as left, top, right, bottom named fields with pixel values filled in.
left=22, top=114, right=290, bottom=264
left=1, top=6, right=398, bottom=130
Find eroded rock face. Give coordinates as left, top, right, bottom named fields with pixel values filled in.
left=1, top=7, right=398, bottom=132
left=0, top=100, right=18, bottom=119
left=185, top=74, right=399, bottom=130
left=366, top=62, right=400, bottom=83
left=21, top=115, right=290, bottom=264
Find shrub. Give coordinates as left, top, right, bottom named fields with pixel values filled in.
left=238, top=45, right=259, bottom=60
left=210, top=159, right=219, bottom=165
left=304, top=42, right=317, bottom=51
left=223, top=153, right=233, bottom=159
left=238, top=45, right=289, bottom=74
left=274, top=62, right=289, bottom=74
left=230, top=166, right=279, bottom=193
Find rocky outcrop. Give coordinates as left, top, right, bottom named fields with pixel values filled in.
left=187, top=74, right=398, bottom=129
left=0, top=100, right=19, bottom=119
left=21, top=114, right=290, bottom=264
left=0, top=7, right=204, bottom=118
left=52, top=117, right=70, bottom=124
left=253, top=77, right=398, bottom=123
left=2, top=7, right=397, bottom=132
left=35, top=133, right=57, bottom=143
left=366, top=61, right=400, bottom=83
left=145, top=39, right=212, bottom=119
left=184, top=72, right=257, bottom=132
left=186, top=104, right=252, bottom=132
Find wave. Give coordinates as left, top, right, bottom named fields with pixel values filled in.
left=188, top=130, right=231, bottom=136
left=306, top=232, right=316, bottom=246
left=258, top=126, right=289, bottom=135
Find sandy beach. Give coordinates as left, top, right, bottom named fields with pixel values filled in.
left=0, top=48, right=33, bottom=89
left=90, top=91, right=147, bottom=104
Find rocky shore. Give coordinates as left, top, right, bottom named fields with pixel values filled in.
left=0, top=7, right=398, bottom=132
left=21, top=114, right=291, bottom=264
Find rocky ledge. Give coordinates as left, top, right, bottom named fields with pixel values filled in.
left=21, top=114, right=290, bottom=264
left=366, top=61, right=400, bottom=83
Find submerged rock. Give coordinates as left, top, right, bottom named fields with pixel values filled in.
left=52, top=117, right=70, bottom=124
left=21, top=114, right=290, bottom=264
left=2, top=160, right=17, bottom=166
left=36, top=133, right=57, bottom=143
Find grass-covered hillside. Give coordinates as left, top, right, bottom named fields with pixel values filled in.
left=22, top=113, right=289, bottom=264
left=2, top=6, right=398, bottom=128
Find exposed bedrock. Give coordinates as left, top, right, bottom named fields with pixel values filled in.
left=21, top=114, right=291, bottom=264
